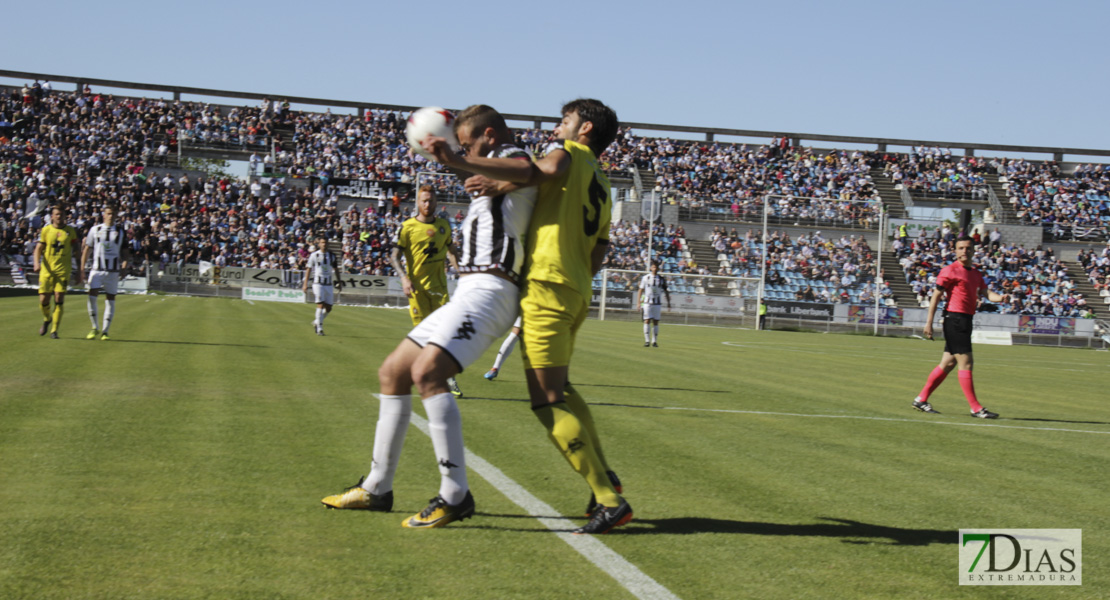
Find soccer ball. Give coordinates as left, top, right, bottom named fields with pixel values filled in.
left=405, top=106, right=460, bottom=162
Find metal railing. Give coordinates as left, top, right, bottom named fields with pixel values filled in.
left=986, top=184, right=1007, bottom=224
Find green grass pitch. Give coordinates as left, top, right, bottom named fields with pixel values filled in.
left=1, top=293, right=1107, bottom=599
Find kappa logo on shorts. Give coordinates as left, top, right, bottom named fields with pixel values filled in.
left=566, top=439, right=585, bottom=454
left=453, top=316, right=476, bottom=340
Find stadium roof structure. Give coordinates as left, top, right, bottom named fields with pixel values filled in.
left=3, top=69, right=1109, bottom=162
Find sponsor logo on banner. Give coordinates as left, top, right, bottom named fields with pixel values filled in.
left=1017, top=316, right=1076, bottom=335
left=161, top=263, right=246, bottom=285
left=314, top=178, right=413, bottom=201
left=242, top=287, right=306, bottom=303
left=590, top=290, right=633, bottom=309
left=959, top=529, right=1081, bottom=586
left=766, top=300, right=834, bottom=321
left=847, top=305, right=904, bottom=325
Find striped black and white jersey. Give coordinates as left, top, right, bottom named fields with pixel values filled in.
left=457, top=143, right=538, bottom=283
left=84, top=223, right=126, bottom=272
left=639, top=273, right=669, bottom=305
left=307, top=249, right=339, bottom=286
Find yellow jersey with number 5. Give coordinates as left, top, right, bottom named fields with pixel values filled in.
left=394, top=216, right=452, bottom=293
left=524, top=140, right=611, bottom=298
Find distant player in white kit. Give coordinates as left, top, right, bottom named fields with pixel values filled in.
left=636, top=261, right=670, bottom=347
left=322, top=104, right=538, bottom=528
left=80, top=205, right=129, bottom=341
left=484, top=316, right=522, bottom=380
left=302, top=235, right=341, bottom=336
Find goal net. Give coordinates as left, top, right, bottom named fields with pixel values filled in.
left=593, top=268, right=762, bottom=328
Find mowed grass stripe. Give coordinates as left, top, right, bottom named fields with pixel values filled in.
left=2, top=295, right=1107, bottom=599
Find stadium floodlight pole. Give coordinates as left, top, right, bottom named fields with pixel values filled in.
left=874, top=202, right=884, bottom=336
left=759, top=194, right=769, bottom=329
left=599, top=269, right=608, bottom=321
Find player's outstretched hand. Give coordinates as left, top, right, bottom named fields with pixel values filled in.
left=420, top=135, right=459, bottom=167
left=464, top=175, right=499, bottom=197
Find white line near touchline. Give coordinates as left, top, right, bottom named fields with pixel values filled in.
left=373, top=395, right=679, bottom=600
left=649, top=405, right=1110, bottom=436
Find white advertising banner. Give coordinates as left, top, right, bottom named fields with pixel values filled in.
left=672, top=293, right=746, bottom=316
left=242, top=287, right=306, bottom=303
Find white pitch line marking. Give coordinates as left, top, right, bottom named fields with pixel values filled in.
left=373, top=395, right=679, bottom=600
left=720, top=341, right=1105, bottom=373
left=650, top=405, right=1110, bottom=436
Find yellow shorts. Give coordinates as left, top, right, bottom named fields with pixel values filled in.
left=38, top=271, right=69, bottom=295
left=520, top=280, right=587, bottom=369
left=408, top=288, right=448, bottom=325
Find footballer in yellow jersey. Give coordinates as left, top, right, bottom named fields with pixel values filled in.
left=448, top=99, right=630, bottom=534
left=390, top=186, right=456, bottom=325
left=33, top=206, right=81, bottom=338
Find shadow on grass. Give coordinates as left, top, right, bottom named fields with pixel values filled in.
left=465, top=514, right=954, bottom=545
left=1005, top=417, right=1110, bottom=426
left=574, top=383, right=732, bottom=394
left=110, top=339, right=269, bottom=348
left=622, top=516, right=955, bottom=545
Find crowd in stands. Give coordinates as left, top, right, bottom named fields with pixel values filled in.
left=1077, top=245, right=1110, bottom=299
left=880, top=147, right=990, bottom=199
left=894, top=225, right=1094, bottom=317
left=605, top=134, right=881, bottom=227
left=4, top=83, right=1110, bottom=307
left=736, top=227, right=887, bottom=305
left=1003, top=160, right=1110, bottom=241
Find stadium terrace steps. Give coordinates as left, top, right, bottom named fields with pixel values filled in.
left=983, top=173, right=1019, bottom=224
left=880, top=251, right=914, bottom=308
left=1066, top=263, right=1103, bottom=318
left=869, top=167, right=907, bottom=220
left=687, top=239, right=734, bottom=296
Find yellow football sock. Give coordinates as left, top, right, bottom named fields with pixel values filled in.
left=564, top=382, right=610, bottom=472
left=41, top=302, right=52, bottom=321
left=534, top=403, right=620, bottom=508
left=52, top=304, right=64, bottom=333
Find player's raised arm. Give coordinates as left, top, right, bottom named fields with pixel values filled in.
left=421, top=135, right=536, bottom=184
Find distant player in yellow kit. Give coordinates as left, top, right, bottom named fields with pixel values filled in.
left=34, top=206, right=81, bottom=339
left=390, top=185, right=462, bottom=396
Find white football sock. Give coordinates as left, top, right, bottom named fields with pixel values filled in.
left=362, top=394, right=412, bottom=495
left=102, top=299, right=115, bottom=334
left=644, top=322, right=651, bottom=342
left=87, top=295, right=98, bottom=329
left=315, top=307, right=325, bottom=326
left=423, top=392, right=468, bottom=505
left=492, top=332, right=518, bottom=371
left=653, top=325, right=659, bottom=343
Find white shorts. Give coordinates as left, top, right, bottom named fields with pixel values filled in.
left=642, top=304, right=663, bottom=321
left=313, top=284, right=335, bottom=305
left=408, top=273, right=519, bottom=372
left=88, top=271, right=120, bottom=295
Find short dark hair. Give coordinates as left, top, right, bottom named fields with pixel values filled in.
left=955, top=235, right=974, bottom=244
left=562, top=98, right=618, bottom=157
left=455, top=104, right=510, bottom=138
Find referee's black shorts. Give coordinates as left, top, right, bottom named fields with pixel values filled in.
left=942, top=311, right=974, bottom=355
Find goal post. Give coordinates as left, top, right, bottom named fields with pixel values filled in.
left=761, top=193, right=886, bottom=334
left=594, top=268, right=762, bottom=328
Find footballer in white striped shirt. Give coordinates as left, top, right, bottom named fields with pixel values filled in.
left=80, top=205, right=129, bottom=341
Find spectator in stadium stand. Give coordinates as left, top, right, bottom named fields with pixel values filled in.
left=911, top=235, right=1009, bottom=419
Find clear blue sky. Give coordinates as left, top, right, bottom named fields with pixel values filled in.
left=3, top=0, right=1107, bottom=153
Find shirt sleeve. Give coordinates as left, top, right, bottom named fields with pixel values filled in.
left=85, top=226, right=96, bottom=246
left=39, top=227, right=48, bottom=244
left=935, top=268, right=952, bottom=291
left=392, top=224, right=405, bottom=249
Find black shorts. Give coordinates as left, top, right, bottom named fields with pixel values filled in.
left=942, top=311, right=974, bottom=355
